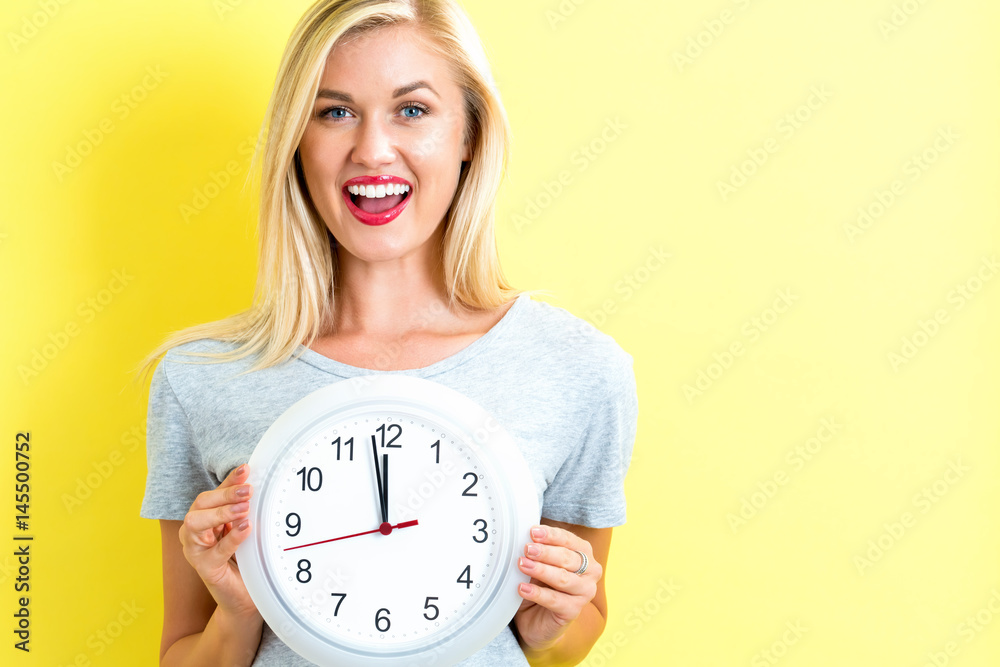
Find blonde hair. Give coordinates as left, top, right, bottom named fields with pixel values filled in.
left=132, top=0, right=537, bottom=386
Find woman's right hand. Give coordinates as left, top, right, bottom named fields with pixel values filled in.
left=178, top=463, right=259, bottom=618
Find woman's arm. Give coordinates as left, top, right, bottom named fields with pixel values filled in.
left=513, top=519, right=613, bottom=667
left=157, top=465, right=264, bottom=666
left=158, top=520, right=263, bottom=666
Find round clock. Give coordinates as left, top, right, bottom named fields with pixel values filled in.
left=236, top=375, right=540, bottom=666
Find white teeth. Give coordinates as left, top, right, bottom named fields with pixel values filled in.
left=350, top=183, right=410, bottom=197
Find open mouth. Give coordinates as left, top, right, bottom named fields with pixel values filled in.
left=347, top=183, right=411, bottom=214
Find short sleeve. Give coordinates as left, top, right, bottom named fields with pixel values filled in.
left=540, top=349, right=639, bottom=528
left=139, top=353, right=217, bottom=520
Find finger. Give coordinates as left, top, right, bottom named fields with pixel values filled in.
left=528, top=525, right=592, bottom=556
left=193, top=519, right=253, bottom=579
left=518, top=557, right=596, bottom=599
left=215, top=517, right=253, bottom=563
left=523, top=543, right=601, bottom=579
left=516, top=575, right=584, bottom=621
left=193, top=464, right=253, bottom=508
left=183, top=501, right=250, bottom=545
left=222, top=463, right=251, bottom=488
left=189, top=477, right=253, bottom=513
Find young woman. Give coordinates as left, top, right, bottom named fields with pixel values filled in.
left=136, top=1, right=638, bottom=665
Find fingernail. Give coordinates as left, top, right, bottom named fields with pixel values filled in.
left=530, top=526, right=545, bottom=539
left=519, top=557, right=535, bottom=570
left=233, top=502, right=249, bottom=513
left=525, top=544, right=540, bottom=558
left=237, top=519, right=249, bottom=530
left=235, top=486, right=250, bottom=498
left=235, top=464, right=246, bottom=476
left=519, top=583, right=533, bottom=595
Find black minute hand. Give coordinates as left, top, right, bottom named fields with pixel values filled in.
left=371, top=435, right=387, bottom=524
left=382, top=452, right=390, bottom=524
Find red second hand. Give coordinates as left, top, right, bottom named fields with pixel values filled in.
left=284, top=520, right=418, bottom=551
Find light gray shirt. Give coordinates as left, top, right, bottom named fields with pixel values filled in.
left=140, top=292, right=639, bottom=666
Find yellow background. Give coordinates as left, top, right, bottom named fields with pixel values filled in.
left=1, top=0, right=998, bottom=665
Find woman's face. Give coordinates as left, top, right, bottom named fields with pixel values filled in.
left=298, top=24, right=471, bottom=267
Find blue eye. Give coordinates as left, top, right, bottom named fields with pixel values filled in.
left=401, top=104, right=428, bottom=118
left=322, top=106, right=351, bottom=120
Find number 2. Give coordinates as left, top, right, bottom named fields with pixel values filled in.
left=462, top=472, right=478, bottom=496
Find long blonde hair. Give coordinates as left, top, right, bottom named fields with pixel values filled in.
left=132, top=0, right=533, bottom=386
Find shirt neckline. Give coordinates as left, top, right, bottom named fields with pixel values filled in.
left=293, top=292, right=530, bottom=378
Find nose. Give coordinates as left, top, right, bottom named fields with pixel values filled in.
left=351, top=117, right=396, bottom=169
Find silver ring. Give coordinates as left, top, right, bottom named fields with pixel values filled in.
left=572, top=550, right=589, bottom=576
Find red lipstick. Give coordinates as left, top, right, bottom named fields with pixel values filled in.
left=342, top=175, right=413, bottom=226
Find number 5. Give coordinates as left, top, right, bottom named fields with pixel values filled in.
left=423, top=596, right=439, bottom=620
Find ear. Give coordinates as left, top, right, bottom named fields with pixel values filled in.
left=461, top=136, right=472, bottom=163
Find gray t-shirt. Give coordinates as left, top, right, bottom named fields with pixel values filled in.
left=140, top=292, right=638, bottom=666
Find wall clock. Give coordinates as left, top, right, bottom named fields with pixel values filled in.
left=236, top=375, right=540, bottom=666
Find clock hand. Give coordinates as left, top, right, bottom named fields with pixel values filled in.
left=371, top=434, right=387, bottom=524
left=382, top=452, right=389, bottom=524
left=283, top=520, right=418, bottom=551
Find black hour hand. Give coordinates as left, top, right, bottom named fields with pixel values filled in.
left=371, top=435, right=387, bottom=524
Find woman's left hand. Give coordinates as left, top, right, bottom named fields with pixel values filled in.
left=513, top=522, right=606, bottom=654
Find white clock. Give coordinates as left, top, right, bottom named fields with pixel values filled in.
left=236, top=375, right=540, bottom=666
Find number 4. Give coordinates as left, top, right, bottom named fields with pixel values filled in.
left=457, top=565, right=472, bottom=589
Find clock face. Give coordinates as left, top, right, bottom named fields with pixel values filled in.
left=237, top=376, right=539, bottom=666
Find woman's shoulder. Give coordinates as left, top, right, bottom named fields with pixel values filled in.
left=154, top=338, right=251, bottom=390
left=159, top=338, right=243, bottom=368
left=514, top=295, right=634, bottom=378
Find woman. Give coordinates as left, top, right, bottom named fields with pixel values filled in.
left=136, top=0, right=638, bottom=665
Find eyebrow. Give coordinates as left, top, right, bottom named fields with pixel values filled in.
left=316, top=80, right=440, bottom=103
